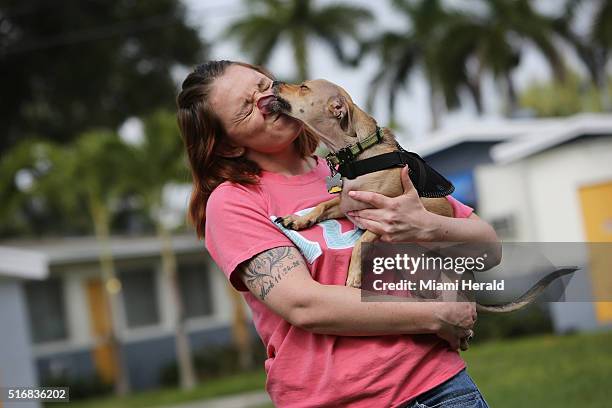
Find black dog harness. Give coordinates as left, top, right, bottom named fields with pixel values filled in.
left=324, top=127, right=455, bottom=198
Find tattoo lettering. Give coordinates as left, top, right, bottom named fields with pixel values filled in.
left=243, top=247, right=302, bottom=300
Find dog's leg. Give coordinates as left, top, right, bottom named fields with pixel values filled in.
left=276, top=197, right=343, bottom=230
left=421, top=197, right=454, bottom=217
left=346, top=230, right=378, bottom=288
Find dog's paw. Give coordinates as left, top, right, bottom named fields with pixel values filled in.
left=345, top=274, right=362, bottom=288
left=274, top=215, right=315, bottom=230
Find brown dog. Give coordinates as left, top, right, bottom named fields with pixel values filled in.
left=268, top=79, right=577, bottom=317
left=269, top=79, right=453, bottom=288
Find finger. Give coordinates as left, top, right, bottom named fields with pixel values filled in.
left=350, top=216, right=385, bottom=235
left=348, top=190, right=392, bottom=209
left=347, top=208, right=384, bottom=221
left=400, top=165, right=416, bottom=194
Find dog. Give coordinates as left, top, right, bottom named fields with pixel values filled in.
left=267, top=79, right=576, bottom=318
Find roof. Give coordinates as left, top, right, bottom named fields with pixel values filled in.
left=0, top=233, right=204, bottom=266
left=410, top=113, right=612, bottom=162
left=491, top=113, right=612, bottom=164
left=0, top=247, right=49, bottom=280
left=412, top=118, right=559, bottom=157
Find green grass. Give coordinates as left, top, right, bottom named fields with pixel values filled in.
left=464, top=330, right=612, bottom=408
left=48, top=370, right=266, bottom=408
left=48, top=331, right=612, bottom=408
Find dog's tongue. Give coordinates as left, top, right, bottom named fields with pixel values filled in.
left=257, top=95, right=276, bottom=115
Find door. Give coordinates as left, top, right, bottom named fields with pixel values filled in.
left=578, top=181, right=612, bottom=323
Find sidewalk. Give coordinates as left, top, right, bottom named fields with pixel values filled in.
left=163, top=390, right=272, bottom=408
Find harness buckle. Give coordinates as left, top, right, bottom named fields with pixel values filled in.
left=336, top=147, right=354, bottom=163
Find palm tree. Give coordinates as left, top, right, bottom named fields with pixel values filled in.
left=364, top=0, right=465, bottom=130
left=439, top=0, right=566, bottom=116
left=124, top=111, right=198, bottom=389
left=9, top=134, right=133, bottom=395
left=554, top=0, right=612, bottom=111
left=0, top=141, right=40, bottom=236
left=226, top=0, right=372, bottom=81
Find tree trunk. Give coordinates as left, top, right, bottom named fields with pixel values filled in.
left=468, top=76, right=484, bottom=115
left=89, top=198, right=130, bottom=396
left=504, top=71, right=519, bottom=117
left=292, top=27, right=308, bottom=82
left=226, top=282, right=253, bottom=371
left=156, top=219, right=197, bottom=390
left=595, top=68, right=612, bottom=112
left=428, top=84, right=442, bottom=131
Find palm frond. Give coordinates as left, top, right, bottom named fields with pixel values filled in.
left=225, top=15, right=283, bottom=65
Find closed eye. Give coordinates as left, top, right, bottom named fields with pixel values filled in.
left=258, top=78, right=272, bottom=92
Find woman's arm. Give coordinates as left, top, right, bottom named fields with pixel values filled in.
left=237, top=246, right=475, bottom=350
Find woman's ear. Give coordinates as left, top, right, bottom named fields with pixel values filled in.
left=217, top=143, right=245, bottom=158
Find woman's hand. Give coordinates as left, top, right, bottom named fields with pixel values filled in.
left=347, top=165, right=501, bottom=248
left=347, top=166, right=437, bottom=242
left=434, top=302, right=477, bottom=350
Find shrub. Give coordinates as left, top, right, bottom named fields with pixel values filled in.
left=159, top=339, right=267, bottom=386
left=41, top=374, right=112, bottom=400
left=471, top=303, right=553, bottom=343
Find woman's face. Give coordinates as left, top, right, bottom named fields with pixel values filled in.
left=210, top=64, right=303, bottom=155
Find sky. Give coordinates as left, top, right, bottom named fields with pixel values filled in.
left=178, top=0, right=591, bottom=145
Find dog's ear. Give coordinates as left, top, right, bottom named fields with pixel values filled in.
left=329, top=96, right=350, bottom=132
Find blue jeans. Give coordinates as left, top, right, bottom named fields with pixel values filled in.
left=401, top=369, right=490, bottom=408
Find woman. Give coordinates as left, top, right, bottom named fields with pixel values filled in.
left=176, top=60, right=497, bottom=407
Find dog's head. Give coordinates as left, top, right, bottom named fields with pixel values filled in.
left=267, top=79, right=377, bottom=152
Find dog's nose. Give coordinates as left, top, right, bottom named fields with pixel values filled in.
left=272, top=80, right=283, bottom=92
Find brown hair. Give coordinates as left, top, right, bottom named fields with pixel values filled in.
left=176, top=60, right=318, bottom=239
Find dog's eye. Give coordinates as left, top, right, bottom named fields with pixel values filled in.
left=300, top=84, right=309, bottom=91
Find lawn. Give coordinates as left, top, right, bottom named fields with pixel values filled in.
left=50, top=330, right=612, bottom=408
left=464, top=330, right=612, bottom=408
left=48, top=370, right=266, bottom=408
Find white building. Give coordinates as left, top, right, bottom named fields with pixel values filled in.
left=414, top=113, right=612, bottom=332
left=0, top=246, right=48, bottom=408
left=0, top=234, right=239, bottom=391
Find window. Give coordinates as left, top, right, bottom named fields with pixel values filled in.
left=25, top=278, right=68, bottom=343
left=178, top=263, right=213, bottom=319
left=120, top=267, right=160, bottom=328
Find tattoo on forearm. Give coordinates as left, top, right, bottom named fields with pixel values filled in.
left=243, top=247, right=301, bottom=300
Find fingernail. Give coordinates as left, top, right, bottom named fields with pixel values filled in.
left=348, top=191, right=356, bottom=197
left=347, top=211, right=354, bottom=216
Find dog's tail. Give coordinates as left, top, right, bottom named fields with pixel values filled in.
left=476, top=267, right=578, bottom=313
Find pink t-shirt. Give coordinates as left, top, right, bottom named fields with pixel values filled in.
left=205, top=157, right=473, bottom=407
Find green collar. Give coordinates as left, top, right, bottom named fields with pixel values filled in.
left=325, top=126, right=384, bottom=168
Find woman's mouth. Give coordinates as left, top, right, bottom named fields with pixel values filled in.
left=257, top=95, right=292, bottom=119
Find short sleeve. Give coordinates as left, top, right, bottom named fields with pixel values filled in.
left=205, top=184, right=294, bottom=291
left=445, top=195, right=474, bottom=219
